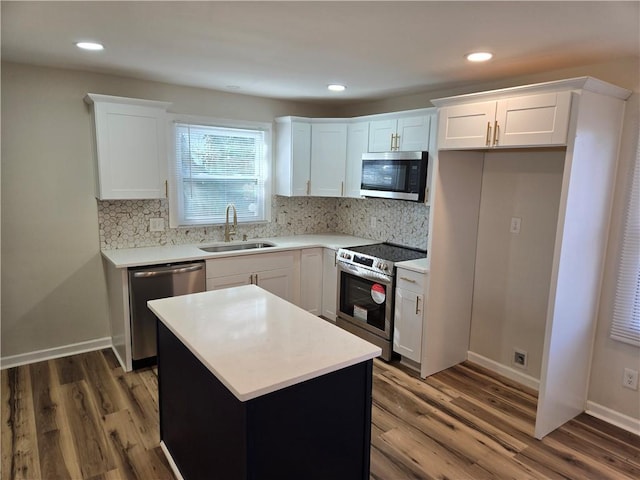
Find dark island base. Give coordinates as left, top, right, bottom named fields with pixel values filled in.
left=158, top=321, right=374, bottom=480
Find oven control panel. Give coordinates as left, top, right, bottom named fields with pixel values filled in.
left=337, top=248, right=392, bottom=275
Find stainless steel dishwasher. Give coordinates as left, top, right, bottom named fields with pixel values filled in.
left=128, top=261, right=206, bottom=369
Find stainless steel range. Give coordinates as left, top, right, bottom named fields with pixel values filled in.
left=336, top=243, right=427, bottom=361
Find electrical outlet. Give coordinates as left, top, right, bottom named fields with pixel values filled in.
left=149, top=218, right=164, bottom=232
left=513, top=348, right=528, bottom=369
left=277, top=212, right=286, bottom=224
left=510, top=217, right=522, bottom=234
left=623, top=368, right=639, bottom=390
left=370, top=216, right=377, bottom=229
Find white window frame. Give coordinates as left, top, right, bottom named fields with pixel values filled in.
left=610, top=137, right=640, bottom=347
left=167, top=114, right=272, bottom=228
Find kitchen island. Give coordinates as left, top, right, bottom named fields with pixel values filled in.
left=148, top=285, right=381, bottom=480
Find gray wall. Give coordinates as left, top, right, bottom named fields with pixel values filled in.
left=0, top=61, right=334, bottom=358
left=2, top=57, right=639, bottom=422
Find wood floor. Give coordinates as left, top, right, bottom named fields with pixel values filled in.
left=2, top=349, right=639, bottom=479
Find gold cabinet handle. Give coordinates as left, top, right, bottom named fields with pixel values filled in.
left=416, top=296, right=421, bottom=315
left=306, top=180, right=310, bottom=195
left=486, top=122, right=492, bottom=146
left=255, top=273, right=258, bottom=284
left=400, top=276, right=417, bottom=283
left=165, top=180, right=168, bottom=198
left=390, top=134, right=394, bottom=151
left=341, top=181, right=344, bottom=196
left=334, top=250, right=337, bottom=266
left=493, top=120, right=499, bottom=146
left=395, top=134, right=400, bottom=151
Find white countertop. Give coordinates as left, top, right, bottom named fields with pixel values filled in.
left=396, top=257, right=430, bottom=274
left=148, top=285, right=382, bottom=401
left=102, top=233, right=377, bottom=268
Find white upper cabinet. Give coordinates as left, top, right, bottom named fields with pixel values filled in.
left=368, top=114, right=430, bottom=152
left=275, top=117, right=311, bottom=196
left=436, top=91, right=572, bottom=150
left=85, top=93, right=171, bottom=200
left=345, top=121, right=369, bottom=198
left=310, top=122, right=347, bottom=197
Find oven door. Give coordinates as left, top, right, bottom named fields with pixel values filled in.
left=337, top=261, right=394, bottom=339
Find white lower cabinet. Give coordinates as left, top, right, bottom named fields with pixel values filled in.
left=206, top=251, right=298, bottom=304
left=300, top=248, right=323, bottom=315
left=393, top=268, right=427, bottom=363
left=321, top=248, right=338, bottom=321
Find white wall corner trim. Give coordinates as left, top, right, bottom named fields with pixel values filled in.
left=467, top=351, right=540, bottom=391
left=586, top=401, right=640, bottom=436
left=0, top=337, right=112, bottom=370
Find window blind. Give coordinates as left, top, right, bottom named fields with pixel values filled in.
left=170, top=121, right=270, bottom=227
left=610, top=138, right=640, bottom=346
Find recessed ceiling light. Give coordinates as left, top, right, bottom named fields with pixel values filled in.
left=466, top=52, right=493, bottom=62
left=327, top=84, right=346, bottom=92
left=76, top=42, right=104, bottom=51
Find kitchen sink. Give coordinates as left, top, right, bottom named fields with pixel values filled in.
left=199, top=241, right=276, bottom=253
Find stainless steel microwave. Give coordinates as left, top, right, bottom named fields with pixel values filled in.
left=360, top=151, right=428, bottom=202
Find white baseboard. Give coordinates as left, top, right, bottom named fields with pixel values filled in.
left=466, top=351, right=540, bottom=391
left=1, top=337, right=112, bottom=370
left=586, top=401, right=640, bottom=436
left=160, top=441, right=185, bottom=480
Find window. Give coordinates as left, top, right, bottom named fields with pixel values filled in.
left=610, top=139, right=640, bottom=346
left=169, top=118, right=271, bottom=227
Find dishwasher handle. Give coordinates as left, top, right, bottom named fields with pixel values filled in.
left=132, top=264, right=204, bottom=278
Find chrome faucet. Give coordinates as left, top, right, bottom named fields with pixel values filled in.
left=224, top=204, right=237, bottom=242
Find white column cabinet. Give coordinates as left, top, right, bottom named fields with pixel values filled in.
left=275, top=117, right=312, bottom=196
left=437, top=91, right=572, bottom=150
left=321, top=248, right=338, bottom=321
left=368, top=114, right=430, bottom=152
left=300, top=248, right=323, bottom=315
left=393, top=268, right=427, bottom=363
left=310, top=123, right=347, bottom=197
left=428, top=77, right=631, bottom=439
left=84, top=93, right=171, bottom=200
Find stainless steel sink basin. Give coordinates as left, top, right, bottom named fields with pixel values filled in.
left=199, top=241, right=276, bottom=253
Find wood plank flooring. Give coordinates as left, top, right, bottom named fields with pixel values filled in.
left=2, top=349, right=639, bottom=479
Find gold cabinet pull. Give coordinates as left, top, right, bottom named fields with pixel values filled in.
left=390, top=134, right=394, bottom=151
left=395, top=134, right=400, bottom=150
left=341, top=181, right=344, bottom=196
left=306, top=180, right=310, bottom=195
left=486, top=122, right=492, bottom=146
left=493, top=120, right=499, bottom=146
left=416, top=296, right=421, bottom=315
left=400, top=276, right=417, bottom=283
left=165, top=180, right=168, bottom=198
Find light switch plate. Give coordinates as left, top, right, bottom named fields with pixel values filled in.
left=510, top=217, right=522, bottom=234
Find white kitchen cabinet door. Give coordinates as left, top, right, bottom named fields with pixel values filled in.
left=321, top=249, right=338, bottom=321
left=345, top=121, right=369, bottom=197
left=393, top=287, right=424, bottom=362
left=495, top=92, right=572, bottom=147
left=368, top=119, right=397, bottom=152
left=206, top=273, right=252, bottom=292
left=437, top=101, right=497, bottom=150
left=275, top=117, right=311, bottom=196
left=396, top=115, right=430, bottom=151
left=300, top=248, right=323, bottom=315
left=310, top=123, right=347, bottom=197
left=85, top=94, right=171, bottom=200
left=255, top=267, right=296, bottom=304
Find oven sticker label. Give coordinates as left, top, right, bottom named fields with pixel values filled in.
left=353, top=305, right=368, bottom=321
left=371, top=284, right=386, bottom=304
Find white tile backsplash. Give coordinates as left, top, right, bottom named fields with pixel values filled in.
left=98, top=195, right=429, bottom=250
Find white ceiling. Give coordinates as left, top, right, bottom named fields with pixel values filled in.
left=2, top=1, right=638, bottom=102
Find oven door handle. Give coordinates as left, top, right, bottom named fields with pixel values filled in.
left=338, top=262, right=393, bottom=285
